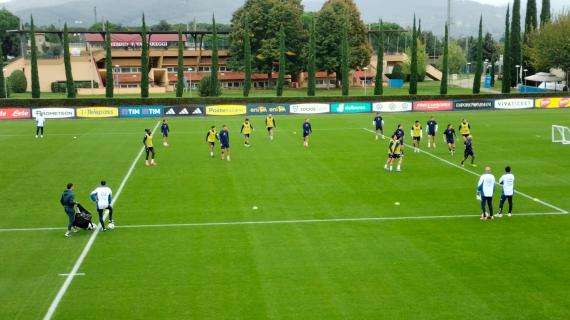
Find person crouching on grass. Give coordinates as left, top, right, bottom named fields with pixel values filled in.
left=60, top=183, right=76, bottom=237
left=143, top=128, right=156, bottom=166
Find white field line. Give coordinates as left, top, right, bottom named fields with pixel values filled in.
left=58, top=273, right=85, bottom=277
left=363, top=128, right=568, bottom=214
left=42, top=121, right=160, bottom=320
left=0, top=211, right=566, bottom=233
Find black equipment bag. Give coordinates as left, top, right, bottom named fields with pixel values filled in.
left=73, top=203, right=94, bottom=230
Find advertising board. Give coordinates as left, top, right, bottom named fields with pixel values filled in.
left=494, top=99, right=534, bottom=109
left=205, top=105, right=247, bottom=116
left=119, top=106, right=163, bottom=118
left=534, top=97, right=570, bottom=109
left=247, top=104, right=289, bottom=115
left=453, top=100, right=494, bottom=110
left=413, top=100, right=454, bottom=112
left=289, top=103, right=330, bottom=114
left=164, top=106, right=205, bottom=116
left=32, top=108, right=75, bottom=119
left=372, top=101, right=412, bottom=113
left=330, top=102, right=372, bottom=113
left=0, top=108, right=31, bottom=120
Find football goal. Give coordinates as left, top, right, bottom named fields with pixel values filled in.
left=552, top=125, right=570, bottom=145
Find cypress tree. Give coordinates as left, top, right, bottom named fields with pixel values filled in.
left=140, top=14, right=149, bottom=98
left=307, top=18, right=316, bottom=97
left=210, top=14, right=220, bottom=96
left=524, top=0, right=538, bottom=40
left=440, top=23, right=449, bottom=95
left=104, top=21, right=114, bottom=98
left=540, top=0, right=551, bottom=27
left=63, top=23, right=76, bottom=98
left=409, top=15, right=418, bottom=95
left=340, top=14, right=349, bottom=96
left=510, top=0, right=522, bottom=87
left=30, top=16, right=40, bottom=98
left=276, top=24, right=286, bottom=97
left=473, top=16, right=483, bottom=94
left=502, top=6, right=511, bottom=94
left=243, top=18, right=252, bottom=97
left=374, top=20, right=384, bottom=96
left=0, top=46, right=7, bottom=98
left=176, top=27, right=184, bottom=98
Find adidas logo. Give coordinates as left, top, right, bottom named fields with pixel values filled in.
left=165, top=108, right=175, bottom=115
left=193, top=108, right=203, bottom=115
left=179, top=108, right=189, bottom=115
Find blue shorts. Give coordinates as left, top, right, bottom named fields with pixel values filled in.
left=303, top=132, right=310, bottom=137
left=221, top=143, right=230, bottom=149
left=428, top=131, right=436, bottom=136
left=162, top=132, right=169, bottom=137
left=375, top=125, right=383, bottom=131
left=446, top=138, right=455, bottom=144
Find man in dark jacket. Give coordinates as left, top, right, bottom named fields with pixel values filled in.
left=60, top=183, right=76, bottom=237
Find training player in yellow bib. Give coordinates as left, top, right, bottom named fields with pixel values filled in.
left=384, top=135, right=403, bottom=172
left=459, top=119, right=471, bottom=141
left=241, top=118, right=253, bottom=147
left=265, top=114, right=276, bottom=141
left=411, top=120, right=422, bottom=153
left=143, top=128, right=156, bottom=166
left=206, top=126, right=218, bottom=158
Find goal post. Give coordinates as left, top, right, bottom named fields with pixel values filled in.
left=552, top=125, right=570, bottom=145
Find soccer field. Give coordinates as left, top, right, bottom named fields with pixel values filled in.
left=1, top=109, right=569, bottom=319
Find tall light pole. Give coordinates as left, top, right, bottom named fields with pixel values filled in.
left=363, top=67, right=369, bottom=96
left=447, top=0, right=452, bottom=38
left=515, top=65, right=521, bottom=86
left=188, top=67, right=193, bottom=97
left=115, top=65, right=120, bottom=93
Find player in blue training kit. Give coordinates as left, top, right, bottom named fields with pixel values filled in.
left=443, top=124, right=457, bottom=156
left=426, top=116, right=438, bottom=149
left=393, top=124, right=405, bottom=145
left=219, top=125, right=231, bottom=161
left=160, top=119, right=170, bottom=147
left=373, top=112, right=384, bottom=140
left=461, top=136, right=476, bottom=167
left=303, top=118, right=312, bottom=148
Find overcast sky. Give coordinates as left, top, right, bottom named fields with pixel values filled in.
left=0, top=0, right=514, bottom=5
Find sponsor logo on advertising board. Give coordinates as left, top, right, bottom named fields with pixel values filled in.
left=494, top=99, right=534, bottom=109
left=330, top=102, right=372, bottom=113
left=0, top=108, right=31, bottom=120
left=205, top=105, right=247, bottom=116
left=289, top=103, right=330, bottom=114
left=372, top=101, right=412, bottom=112
left=163, top=106, right=205, bottom=116
left=534, top=97, right=570, bottom=109
left=453, top=100, right=494, bottom=110
left=247, top=104, right=289, bottom=115
left=413, top=100, right=454, bottom=111
left=119, top=106, right=163, bottom=118
left=76, top=107, right=118, bottom=118
left=32, top=108, right=75, bottom=119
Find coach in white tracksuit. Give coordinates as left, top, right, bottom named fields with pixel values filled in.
left=90, top=181, right=113, bottom=231
left=477, top=166, right=496, bottom=220
left=35, top=114, right=45, bottom=138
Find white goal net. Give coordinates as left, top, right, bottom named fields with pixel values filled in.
left=552, top=125, right=570, bottom=145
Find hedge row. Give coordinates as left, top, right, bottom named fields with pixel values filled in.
left=0, top=92, right=568, bottom=107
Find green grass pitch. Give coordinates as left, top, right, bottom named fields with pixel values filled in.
left=1, top=109, right=569, bottom=319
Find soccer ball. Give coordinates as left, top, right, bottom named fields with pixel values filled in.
left=108, top=222, right=115, bottom=230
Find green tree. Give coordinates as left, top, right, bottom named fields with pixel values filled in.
left=104, top=21, right=114, bottom=98
left=9, top=70, right=27, bottom=93
left=210, top=15, right=221, bottom=96
left=524, top=0, right=538, bottom=40
left=62, top=23, right=76, bottom=98
left=198, top=75, right=221, bottom=97
left=243, top=19, right=252, bottom=97
left=436, top=41, right=467, bottom=74
left=409, top=15, right=418, bottom=95
left=0, top=46, right=7, bottom=98
left=473, top=16, right=483, bottom=94
left=30, top=16, right=40, bottom=98
left=307, top=18, right=316, bottom=96
left=176, top=27, right=184, bottom=98
left=340, top=14, right=350, bottom=96
left=89, top=21, right=125, bottom=32
left=276, top=25, right=286, bottom=96
left=140, top=14, right=149, bottom=98
left=369, top=22, right=411, bottom=54
left=490, top=55, right=496, bottom=87
left=229, top=0, right=307, bottom=83
left=502, top=5, right=511, bottom=93
left=440, top=23, right=449, bottom=95
left=151, top=20, right=171, bottom=32
left=510, top=0, right=522, bottom=87
left=315, top=0, right=372, bottom=85
left=529, top=13, right=570, bottom=79
left=540, top=0, right=551, bottom=27
left=0, top=9, right=21, bottom=57
left=374, top=20, right=384, bottom=96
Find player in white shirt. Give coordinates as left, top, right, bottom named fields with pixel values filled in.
left=35, top=114, right=45, bottom=138
left=497, top=166, right=515, bottom=217
left=90, top=181, right=113, bottom=231
left=477, top=166, right=496, bottom=220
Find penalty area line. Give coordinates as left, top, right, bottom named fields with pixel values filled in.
left=42, top=121, right=161, bottom=320
left=362, top=128, right=568, bottom=215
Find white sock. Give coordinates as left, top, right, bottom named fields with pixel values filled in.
left=389, top=165, right=393, bottom=171
left=397, top=165, right=401, bottom=171
left=227, top=156, right=231, bottom=161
